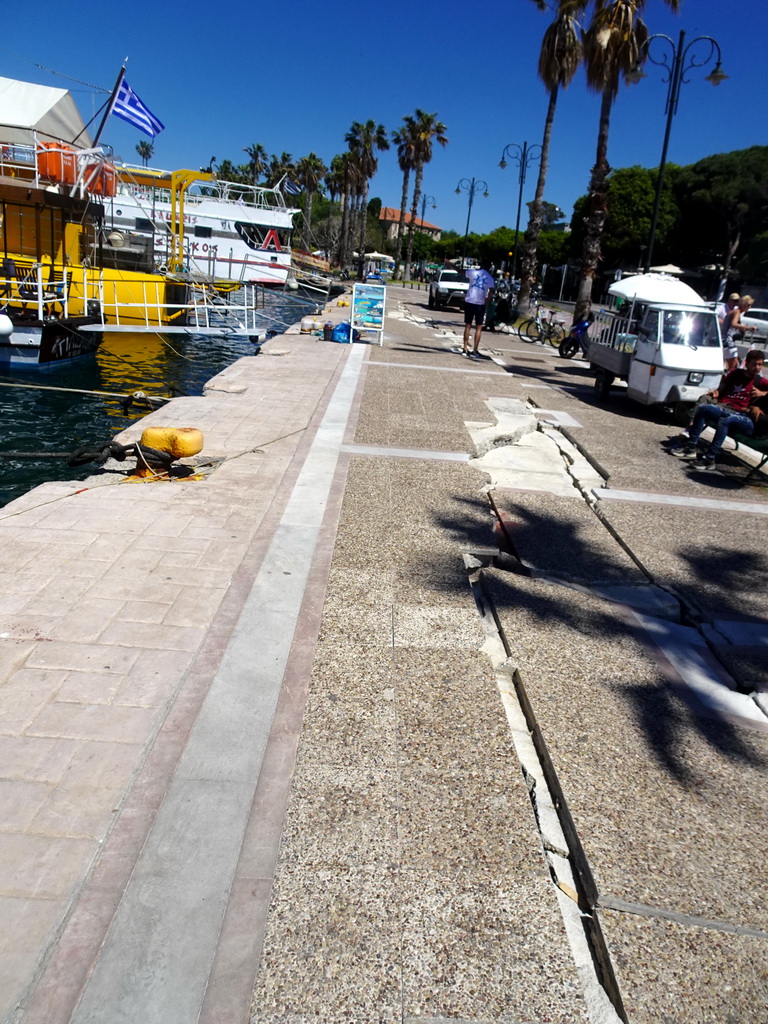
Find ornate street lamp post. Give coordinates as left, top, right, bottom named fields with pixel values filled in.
left=455, top=178, right=488, bottom=268
left=628, top=30, right=726, bottom=272
left=499, top=142, right=541, bottom=281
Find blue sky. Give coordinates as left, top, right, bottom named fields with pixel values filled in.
left=4, top=0, right=765, bottom=237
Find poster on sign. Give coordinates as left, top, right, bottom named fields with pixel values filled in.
left=351, top=283, right=386, bottom=345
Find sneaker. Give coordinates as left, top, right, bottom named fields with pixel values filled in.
left=469, top=351, right=481, bottom=359
left=668, top=441, right=697, bottom=458
left=692, top=452, right=716, bottom=468
left=461, top=349, right=470, bottom=357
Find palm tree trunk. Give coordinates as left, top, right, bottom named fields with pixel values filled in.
left=518, top=87, right=558, bottom=313
left=358, top=183, right=369, bottom=276
left=338, top=188, right=349, bottom=267
left=576, top=88, right=612, bottom=319
left=304, top=191, right=313, bottom=250
left=394, top=167, right=410, bottom=278
left=404, top=164, right=423, bottom=282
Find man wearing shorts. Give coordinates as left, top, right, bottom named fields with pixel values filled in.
left=463, top=261, right=495, bottom=358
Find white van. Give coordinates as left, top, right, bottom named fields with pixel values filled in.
left=588, top=274, right=723, bottom=424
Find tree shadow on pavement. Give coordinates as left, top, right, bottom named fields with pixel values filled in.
left=425, top=497, right=767, bottom=784
left=620, top=680, right=766, bottom=786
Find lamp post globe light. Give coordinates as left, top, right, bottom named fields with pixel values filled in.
left=455, top=178, right=488, bottom=269
left=498, top=142, right=541, bottom=282
left=628, top=29, right=726, bottom=273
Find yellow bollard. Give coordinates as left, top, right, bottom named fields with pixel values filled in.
left=133, top=427, right=204, bottom=478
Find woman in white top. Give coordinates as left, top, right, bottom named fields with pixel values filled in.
left=723, top=295, right=759, bottom=372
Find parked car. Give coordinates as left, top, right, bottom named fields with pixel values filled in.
left=428, top=268, right=469, bottom=309
left=738, top=307, right=768, bottom=340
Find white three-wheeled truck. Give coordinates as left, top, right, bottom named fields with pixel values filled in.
left=587, top=273, right=724, bottom=424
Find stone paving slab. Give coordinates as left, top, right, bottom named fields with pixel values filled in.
left=600, top=909, right=768, bottom=1023
left=597, top=500, right=768, bottom=624
left=0, top=333, right=349, bottom=1024
left=249, top=449, right=590, bottom=1024
left=483, top=569, right=768, bottom=939
left=491, top=489, right=646, bottom=584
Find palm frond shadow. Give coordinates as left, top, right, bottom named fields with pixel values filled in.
left=423, top=497, right=766, bottom=784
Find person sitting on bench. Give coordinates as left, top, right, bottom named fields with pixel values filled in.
left=669, top=350, right=768, bottom=467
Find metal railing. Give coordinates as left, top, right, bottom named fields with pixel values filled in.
left=80, top=272, right=265, bottom=335
left=0, top=262, right=70, bottom=319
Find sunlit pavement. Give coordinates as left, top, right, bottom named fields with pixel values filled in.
left=0, top=283, right=766, bottom=1024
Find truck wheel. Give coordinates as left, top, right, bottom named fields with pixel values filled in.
left=594, top=369, right=614, bottom=400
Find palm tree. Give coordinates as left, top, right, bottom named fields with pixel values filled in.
left=243, top=143, right=268, bottom=185
left=518, top=0, right=586, bottom=312
left=135, top=140, right=154, bottom=166
left=325, top=154, right=345, bottom=204
left=266, top=152, right=295, bottom=188
left=403, top=110, right=448, bottom=282
left=295, top=153, right=328, bottom=250
left=392, top=115, right=417, bottom=278
left=576, top=0, right=680, bottom=316
left=345, top=120, right=389, bottom=274
left=332, top=153, right=358, bottom=269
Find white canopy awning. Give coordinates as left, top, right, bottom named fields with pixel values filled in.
left=0, top=76, right=91, bottom=146
left=608, top=273, right=704, bottom=306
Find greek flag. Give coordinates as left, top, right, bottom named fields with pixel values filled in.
left=112, top=79, right=165, bottom=137
left=283, top=179, right=302, bottom=196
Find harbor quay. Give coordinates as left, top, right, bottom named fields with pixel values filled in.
left=0, top=283, right=767, bottom=1024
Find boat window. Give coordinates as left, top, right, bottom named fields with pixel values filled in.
left=135, top=218, right=154, bottom=231
left=194, top=226, right=212, bottom=238
left=234, top=222, right=286, bottom=251
left=661, top=310, right=720, bottom=347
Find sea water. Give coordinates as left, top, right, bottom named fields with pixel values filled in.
left=0, top=291, right=318, bottom=507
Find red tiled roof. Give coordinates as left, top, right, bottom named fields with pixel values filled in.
left=378, top=206, right=440, bottom=231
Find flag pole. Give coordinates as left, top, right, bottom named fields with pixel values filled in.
left=91, top=61, right=128, bottom=148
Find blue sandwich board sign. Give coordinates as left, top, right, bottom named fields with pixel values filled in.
left=351, top=283, right=386, bottom=346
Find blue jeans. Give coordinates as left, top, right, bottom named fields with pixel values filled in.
left=689, top=404, right=753, bottom=456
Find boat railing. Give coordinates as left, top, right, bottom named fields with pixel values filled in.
left=81, top=273, right=265, bottom=335
left=0, top=140, right=39, bottom=183
left=0, top=261, right=70, bottom=319
left=118, top=177, right=288, bottom=211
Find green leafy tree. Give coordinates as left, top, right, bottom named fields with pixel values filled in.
left=520, top=0, right=585, bottom=311
left=672, top=147, right=768, bottom=281
left=526, top=199, right=567, bottom=230
left=404, top=110, right=448, bottom=282
left=576, top=0, right=680, bottom=318
left=569, top=163, right=681, bottom=272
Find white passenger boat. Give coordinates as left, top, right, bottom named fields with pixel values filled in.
left=108, top=164, right=299, bottom=287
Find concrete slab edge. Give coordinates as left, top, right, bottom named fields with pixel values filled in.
left=463, top=554, right=626, bottom=1024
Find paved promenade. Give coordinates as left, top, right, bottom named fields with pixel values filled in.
left=0, top=284, right=766, bottom=1023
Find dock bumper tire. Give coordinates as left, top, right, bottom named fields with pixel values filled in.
left=594, top=368, right=614, bottom=400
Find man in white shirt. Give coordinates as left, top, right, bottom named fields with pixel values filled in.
left=463, top=261, right=495, bottom=358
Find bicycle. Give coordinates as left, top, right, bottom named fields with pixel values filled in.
left=517, top=303, right=566, bottom=346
